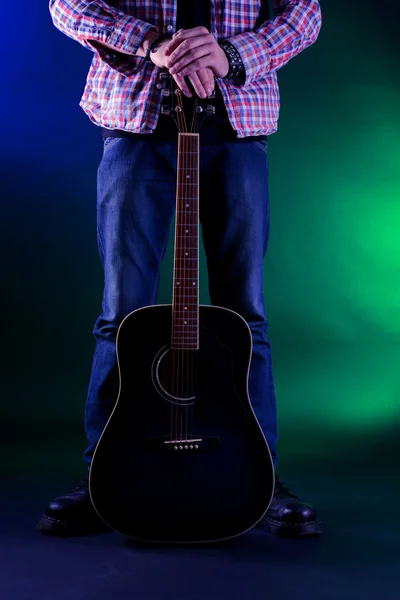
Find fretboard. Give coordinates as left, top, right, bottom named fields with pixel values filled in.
left=171, top=133, right=200, bottom=350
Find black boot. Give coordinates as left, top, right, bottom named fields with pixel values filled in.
left=258, top=475, right=323, bottom=537
left=37, top=475, right=108, bottom=536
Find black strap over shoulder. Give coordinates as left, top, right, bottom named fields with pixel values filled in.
left=255, top=0, right=274, bottom=28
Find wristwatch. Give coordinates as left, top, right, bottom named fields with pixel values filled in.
left=145, top=33, right=172, bottom=62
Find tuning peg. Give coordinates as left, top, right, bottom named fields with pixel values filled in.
left=206, top=105, right=216, bottom=115
left=161, top=106, right=171, bottom=115
left=159, top=72, right=169, bottom=80
left=161, top=89, right=171, bottom=97
left=208, top=90, right=216, bottom=99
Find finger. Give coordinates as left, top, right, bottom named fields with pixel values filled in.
left=168, top=43, right=213, bottom=74
left=206, top=70, right=215, bottom=96
left=172, top=73, right=192, bottom=98
left=165, top=37, right=210, bottom=68
left=164, top=26, right=210, bottom=56
left=208, top=68, right=216, bottom=92
left=173, top=26, right=209, bottom=39
left=173, top=56, right=215, bottom=79
left=196, top=69, right=214, bottom=98
left=187, top=71, right=208, bottom=100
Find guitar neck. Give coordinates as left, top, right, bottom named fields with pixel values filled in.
left=171, top=133, right=200, bottom=350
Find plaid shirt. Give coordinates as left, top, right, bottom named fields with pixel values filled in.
left=49, top=0, right=322, bottom=138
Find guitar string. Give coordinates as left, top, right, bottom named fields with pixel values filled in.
left=170, top=85, right=201, bottom=444
left=176, top=93, right=184, bottom=443
left=183, top=95, right=192, bottom=443
left=181, top=129, right=185, bottom=442
left=185, top=130, right=188, bottom=443
left=185, top=99, right=192, bottom=443
left=178, top=94, right=188, bottom=441
left=191, top=99, right=199, bottom=443
left=171, top=89, right=183, bottom=443
left=177, top=90, right=187, bottom=443
left=187, top=99, right=197, bottom=443
left=187, top=116, right=192, bottom=443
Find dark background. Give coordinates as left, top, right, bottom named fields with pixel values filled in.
left=1, top=1, right=399, bottom=483
left=1, top=2, right=400, bottom=599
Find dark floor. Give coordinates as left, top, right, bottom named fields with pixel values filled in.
left=1, top=441, right=398, bottom=600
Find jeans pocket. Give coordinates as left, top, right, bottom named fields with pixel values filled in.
left=103, top=136, right=122, bottom=152
left=252, top=139, right=268, bottom=154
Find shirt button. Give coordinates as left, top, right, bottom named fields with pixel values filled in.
left=166, top=24, right=173, bottom=32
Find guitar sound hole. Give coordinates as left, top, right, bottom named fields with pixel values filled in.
left=152, top=346, right=198, bottom=406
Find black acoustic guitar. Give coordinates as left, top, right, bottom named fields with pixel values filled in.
left=89, top=73, right=275, bottom=543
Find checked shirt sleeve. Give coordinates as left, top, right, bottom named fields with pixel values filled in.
left=49, top=0, right=157, bottom=73
left=226, top=0, right=322, bottom=86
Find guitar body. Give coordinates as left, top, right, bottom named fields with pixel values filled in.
left=89, top=304, right=274, bottom=543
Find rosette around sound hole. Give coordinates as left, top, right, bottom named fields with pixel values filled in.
left=152, top=346, right=198, bottom=406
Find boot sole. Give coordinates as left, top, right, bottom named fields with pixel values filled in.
left=260, top=516, right=323, bottom=537
left=37, top=514, right=109, bottom=537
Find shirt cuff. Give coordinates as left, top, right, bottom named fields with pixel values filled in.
left=107, top=15, right=157, bottom=56
left=89, top=16, right=157, bottom=76
left=226, top=32, right=271, bottom=86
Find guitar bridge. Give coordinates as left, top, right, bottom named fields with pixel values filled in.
left=145, top=437, right=220, bottom=453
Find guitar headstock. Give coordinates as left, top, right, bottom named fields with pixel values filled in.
left=157, top=71, right=216, bottom=134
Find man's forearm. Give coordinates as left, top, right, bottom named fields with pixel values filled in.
left=49, top=0, right=158, bottom=56
left=90, top=29, right=160, bottom=56
left=226, top=0, right=322, bottom=86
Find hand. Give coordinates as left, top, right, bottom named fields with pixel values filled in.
left=148, top=35, right=215, bottom=98
left=163, top=26, right=230, bottom=79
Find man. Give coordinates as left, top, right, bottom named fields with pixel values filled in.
left=38, top=0, right=323, bottom=538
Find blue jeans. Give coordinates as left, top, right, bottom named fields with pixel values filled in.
left=83, top=135, right=278, bottom=469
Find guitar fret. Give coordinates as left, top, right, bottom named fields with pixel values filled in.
left=173, top=320, right=199, bottom=323
left=173, top=320, right=199, bottom=322
left=171, top=347, right=198, bottom=350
